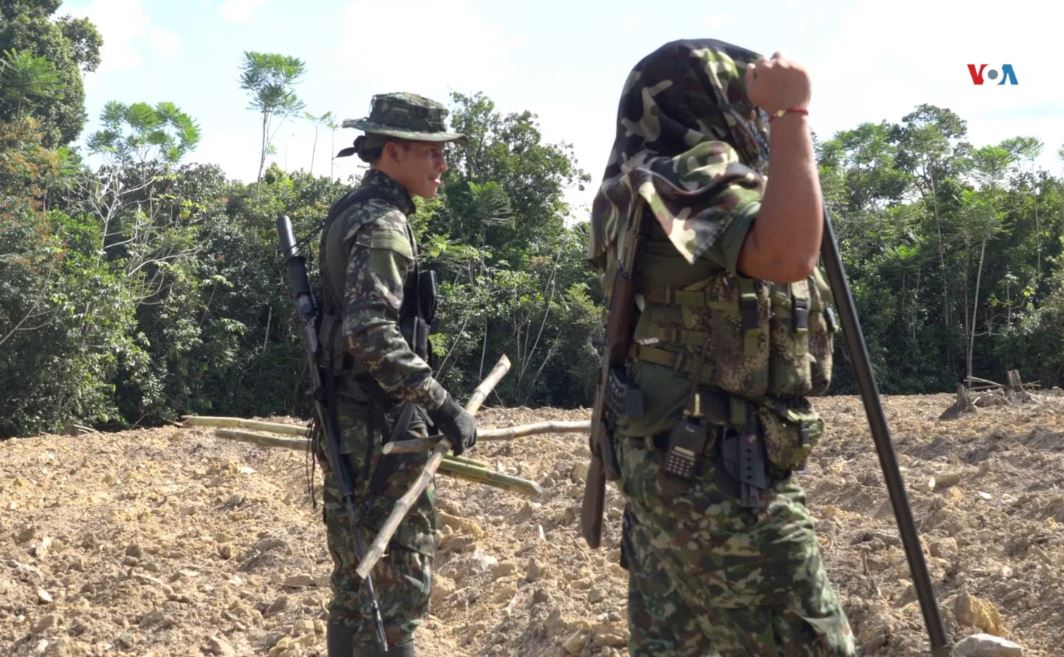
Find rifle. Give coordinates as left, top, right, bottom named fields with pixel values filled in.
left=276, top=215, right=389, bottom=651
left=580, top=210, right=645, bottom=549
left=820, top=209, right=953, bottom=657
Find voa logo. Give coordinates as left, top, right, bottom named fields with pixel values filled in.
left=967, top=64, right=1018, bottom=86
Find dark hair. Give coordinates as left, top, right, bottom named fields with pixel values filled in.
left=356, top=134, right=413, bottom=164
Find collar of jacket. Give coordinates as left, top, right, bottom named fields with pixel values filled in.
left=361, top=169, right=416, bottom=216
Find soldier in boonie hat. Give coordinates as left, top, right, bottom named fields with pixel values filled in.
left=315, top=91, right=476, bottom=657
left=334, top=92, right=465, bottom=201
left=337, top=92, right=465, bottom=165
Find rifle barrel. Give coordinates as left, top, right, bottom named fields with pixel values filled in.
left=820, top=210, right=952, bottom=657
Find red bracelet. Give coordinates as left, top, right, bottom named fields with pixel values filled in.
left=768, top=107, right=809, bottom=123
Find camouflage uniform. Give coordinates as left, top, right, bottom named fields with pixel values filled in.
left=590, top=40, right=856, bottom=656
left=316, top=93, right=463, bottom=653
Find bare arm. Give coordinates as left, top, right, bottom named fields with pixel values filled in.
left=737, top=53, right=823, bottom=283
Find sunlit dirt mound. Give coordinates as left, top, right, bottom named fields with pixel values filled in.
left=3, top=395, right=1063, bottom=656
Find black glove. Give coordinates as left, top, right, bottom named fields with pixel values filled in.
left=427, top=393, right=477, bottom=456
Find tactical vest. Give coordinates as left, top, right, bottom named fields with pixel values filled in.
left=628, top=264, right=839, bottom=471
left=630, top=269, right=838, bottom=398
left=317, top=187, right=437, bottom=380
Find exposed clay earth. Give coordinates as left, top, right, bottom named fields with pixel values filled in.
left=2, top=393, right=1063, bottom=656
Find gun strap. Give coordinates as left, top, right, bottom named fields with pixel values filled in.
left=368, top=401, right=418, bottom=495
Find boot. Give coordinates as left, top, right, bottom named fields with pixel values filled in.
left=326, top=622, right=356, bottom=657
left=352, top=642, right=415, bottom=657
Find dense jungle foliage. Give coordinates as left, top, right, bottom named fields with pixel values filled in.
left=3, top=2, right=1064, bottom=437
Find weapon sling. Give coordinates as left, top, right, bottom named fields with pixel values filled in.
left=276, top=215, right=390, bottom=651
left=820, top=209, right=953, bottom=657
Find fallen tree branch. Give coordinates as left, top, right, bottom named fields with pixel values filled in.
left=382, top=419, right=590, bottom=455
left=215, top=429, right=308, bottom=450
left=208, top=427, right=539, bottom=495
left=437, top=459, right=542, bottom=496
left=182, top=416, right=309, bottom=437
left=356, top=354, right=511, bottom=579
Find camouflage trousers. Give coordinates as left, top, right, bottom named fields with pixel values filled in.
left=617, top=433, right=856, bottom=657
left=319, top=394, right=436, bottom=649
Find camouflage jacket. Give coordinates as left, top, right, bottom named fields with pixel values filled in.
left=590, top=40, right=835, bottom=440
left=319, top=169, right=447, bottom=411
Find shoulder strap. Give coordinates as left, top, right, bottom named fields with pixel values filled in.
left=318, top=185, right=394, bottom=255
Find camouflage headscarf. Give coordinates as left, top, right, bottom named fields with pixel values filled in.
left=590, top=39, right=771, bottom=267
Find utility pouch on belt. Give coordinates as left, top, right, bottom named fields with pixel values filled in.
left=606, top=367, right=645, bottom=420
left=717, top=399, right=769, bottom=509
left=758, top=398, right=824, bottom=472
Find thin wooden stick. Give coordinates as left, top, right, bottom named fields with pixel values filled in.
left=182, top=416, right=309, bottom=437
left=208, top=429, right=533, bottom=495
left=382, top=419, right=590, bottom=454
left=215, top=429, right=309, bottom=450
left=479, top=419, right=589, bottom=441
left=444, top=454, right=492, bottom=469
left=963, top=376, right=1002, bottom=388
left=356, top=355, right=511, bottom=579
left=438, top=460, right=543, bottom=496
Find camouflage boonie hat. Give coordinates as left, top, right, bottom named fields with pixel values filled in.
left=342, top=92, right=465, bottom=143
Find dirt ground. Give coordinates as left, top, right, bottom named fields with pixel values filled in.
left=2, top=393, right=1063, bottom=657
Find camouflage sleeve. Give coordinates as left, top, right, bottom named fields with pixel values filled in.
left=638, top=139, right=765, bottom=267
left=697, top=199, right=759, bottom=275
left=341, top=208, right=447, bottom=410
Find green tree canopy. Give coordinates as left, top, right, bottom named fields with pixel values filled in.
left=0, top=0, right=101, bottom=145
left=87, top=101, right=201, bottom=165
left=239, top=51, right=305, bottom=182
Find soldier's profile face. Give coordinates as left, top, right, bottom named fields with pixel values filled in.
left=391, top=141, right=448, bottom=199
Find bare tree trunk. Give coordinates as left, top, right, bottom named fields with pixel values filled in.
left=928, top=166, right=949, bottom=332
left=517, top=252, right=559, bottom=393
left=435, top=303, right=475, bottom=379
left=262, top=304, right=272, bottom=353
left=1035, top=197, right=1041, bottom=281
left=939, top=383, right=976, bottom=420
left=478, top=322, right=488, bottom=380
left=257, top=111, right=269, bottom=183
left=961, top=236, right=970, bottom=379
left=1006, top=369, right=1023, bottom=393
left=966, top=237, right=987, bottom=381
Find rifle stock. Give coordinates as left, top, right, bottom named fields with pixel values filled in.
left=276, top=215, right=389, bottom=651
left=581, top=238, right=639, bottom=548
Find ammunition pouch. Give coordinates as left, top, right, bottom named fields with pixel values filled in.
left=317, top=308, right=351, bottom=375
left=399, top=269, right=438, bottom=364
left=757, top=397, right=823, bottom=472
left=605, top=366, right=645, bottom=421
left=632, top=269, right=839, bottom=399
left=598, top=367, right=644, bottom=481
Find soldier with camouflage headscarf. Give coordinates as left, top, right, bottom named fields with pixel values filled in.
left=589, top=40, right=856, bottom=656
left=316, top=92, right=476, bottom=657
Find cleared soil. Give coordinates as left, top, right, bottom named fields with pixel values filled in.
left=2, top=393, right=1063, bottom=656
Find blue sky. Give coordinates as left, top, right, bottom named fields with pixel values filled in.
left=63, top=0, right=1059, bottom=217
